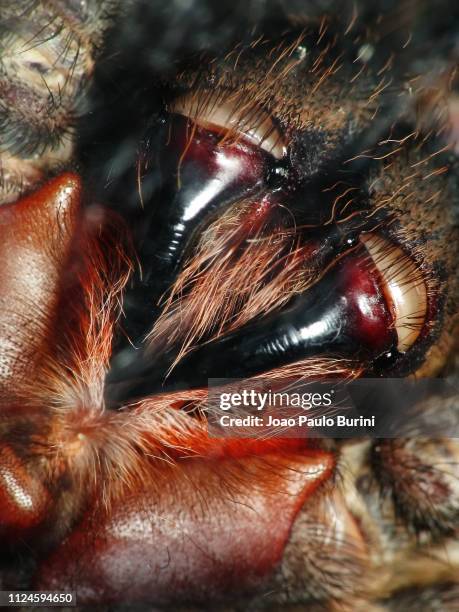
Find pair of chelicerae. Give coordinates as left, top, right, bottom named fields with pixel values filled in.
left=0, top=1, right=458, bottom=609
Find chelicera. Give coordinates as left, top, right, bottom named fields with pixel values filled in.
left=0, top=2, right=458, bottom=610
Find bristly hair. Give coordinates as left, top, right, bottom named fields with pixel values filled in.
left=147, top=196, right=320, bottom=371
left=4, top=197, right=357, bottom=512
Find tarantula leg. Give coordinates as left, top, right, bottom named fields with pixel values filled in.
left=0, top=1, right=120, bottom=205
left=0, top=174, right=81, bottom=543
left=372, top=394, right=459, bottom=535
left=0, top=446, right=52, bottom=543
left=34, top=449, right=334, bottom=605
left=0, top=173, right=81, bottom=401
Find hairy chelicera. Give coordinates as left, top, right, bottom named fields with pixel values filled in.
left=0, top=1, right=458, bottom=610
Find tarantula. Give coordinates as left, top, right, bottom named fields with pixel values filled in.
left=0, top=1, right=459, bottom=610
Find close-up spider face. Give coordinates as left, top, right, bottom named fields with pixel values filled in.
left=0, top=1, right=459, bottom=610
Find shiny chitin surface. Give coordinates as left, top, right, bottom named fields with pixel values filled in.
left=1, top=1, right=459, bottom=610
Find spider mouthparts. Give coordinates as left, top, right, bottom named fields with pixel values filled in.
left=105, top=245, right=396, bottom=405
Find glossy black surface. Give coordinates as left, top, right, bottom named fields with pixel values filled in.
left=106, top=248, right=396, bottom=404
left=117, top=115, right=271, bottom=347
